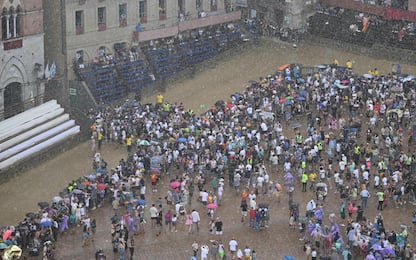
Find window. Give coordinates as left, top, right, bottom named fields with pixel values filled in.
left=159, top=0, right=166, bottom=20
left=139, top=0, right=147, bottom=23
left=210, top=0, right=217, bottom=11
left=2, top=5, right=22, bottom=40
left=196, top=0, right=202, bottom=10
left=178, top=0, right=185, bottom=14
left=75, top=10, right=84, bottom=35
left=119, top=3, right=127, bottom=27
left=98, top=7, right=106, bottom=31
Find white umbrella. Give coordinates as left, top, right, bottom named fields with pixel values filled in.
left=363, top=73, right=373, bottom=79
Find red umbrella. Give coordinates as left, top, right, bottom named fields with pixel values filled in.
left=170, top=181, right=181, bottom=189
left=279, top=98, right=286, bottom=103
left=207, top=203, right=218, bottom=210
left=278, top=63, right=290, bottom=71
left=97, top=183, right=106, bottom=190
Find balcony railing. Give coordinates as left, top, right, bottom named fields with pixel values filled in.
left=120, top=19, right=127, bottom=27
left=3, top=37, right=23, bottom=50
left=76, top=26, right=84, bottom=35
left=98, top=23, right=107, bottom=31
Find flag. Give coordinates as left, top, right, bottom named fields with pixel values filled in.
left=44, top=63, right=50, bottom=80
left=49, top=62, right=56, bottom=80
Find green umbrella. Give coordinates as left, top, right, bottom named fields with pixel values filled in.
left=286, top=96, right=293, bottom=100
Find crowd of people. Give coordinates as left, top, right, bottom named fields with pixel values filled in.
left=1, top=55, right=416, bottom=260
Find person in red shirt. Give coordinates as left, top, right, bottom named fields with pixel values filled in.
left=249, top=208, right=256, bottom=229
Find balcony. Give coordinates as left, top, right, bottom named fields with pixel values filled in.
left=76, top=26, right=84, bottom=35
left=3, top=37, right=23, bottom=50
left=98, top=23, right=107, bottom=31
left=120, top=19, right=127, bottom=27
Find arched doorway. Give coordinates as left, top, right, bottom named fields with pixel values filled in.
left=3, top=82, right=23, bottom=119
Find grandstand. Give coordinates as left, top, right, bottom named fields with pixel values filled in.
left=0, top=100, right=80, bottom=173
left=76, top=23, right=243, bottom=105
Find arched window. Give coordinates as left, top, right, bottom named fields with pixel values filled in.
left=1, top=5, right=22, bottom=40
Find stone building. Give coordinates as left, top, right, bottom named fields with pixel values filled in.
left=43, top=0, right=239, bottom=108
left=0, top=0, right=45, bottom=120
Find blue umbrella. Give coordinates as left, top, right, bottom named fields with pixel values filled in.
left=136, top=199, right=146, bottom=205
left=296, top=97, right=306, bottom=101
left=86, top=173, right=96, bottom=179
left=298, top=90, right=307, bottom=97
left=176, top=137, right=187, bottom=143
left=41, top=221, right=53, bottom=227
left=283, top=100, right=293, bottom=106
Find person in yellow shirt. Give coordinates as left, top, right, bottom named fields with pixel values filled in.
left=126, top=135, right=132, bottom=153
left=309, top=172, right=317, bottom=191
left=333, top=59, right=339, bottom=67
left=346, top=60, right=353, bottom=69
left=374, top=68, right=380, bottom=77
left=156, top=93, right=164, bottom=106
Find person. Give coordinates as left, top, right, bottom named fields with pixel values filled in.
left=215, top=217, right=223, bottom=236
left=360, top=187, right=370, bottom=209
left=149, top=204, right=158, bottom=227
left=82, top=223, right=90, bottom=247
left=192, top=241, right=199, bottom=257
left=128, top=238, right=134, bottom=260
left=229, top=238, right=238, bottom=258
left=171, top=213, right=178, bottom=232
left=191, top=209, right=200, bottom=234
left=240, top=199, right=248, bottom=222
left=186, top=213, right=193, bottom=233
left=201, top=244, right=209, bottom=260
left=376, top=190, right=385, bottom=211
left=243, top=245, right=251, bottom=260
left=165, top=209, right=172, bottom=232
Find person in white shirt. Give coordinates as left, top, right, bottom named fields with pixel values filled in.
left=200, top=245, right=209, bottom=260
left=229, top=238, right=238, bottom=258
left=191, top=209, right=200, bottom=234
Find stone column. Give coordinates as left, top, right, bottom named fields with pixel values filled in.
left=0, top=88, right=4, bottom=121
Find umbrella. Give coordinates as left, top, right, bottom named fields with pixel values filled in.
left=97, top=183, right=106, bottom=190
left=286, top=96, right=293, bottom=100
left=278, top=64, right=290, bottom=71
left=86, top=173, right=96, bottom=179
left=296, top=97, right=306, bottom=101
left=52, top=196, right=63, bottom=203
left=170, top=181, right=181, bottom=189
left=25, top=212, right=36, bottom=219
left=341, top=79, right=349, bottom=84
left=298, top=90, right=307, bottom=97
left=316, top=183, right=327, bottom=188
left=71, top=189, right=83, bottom=194
left=279, top=98, right=287, bottom=103
left=40, top=221, right=53, bottom=227
left=215, top=100, right=225, bottom=107
left=292, top=123, right=302, bottom=129
left=138, top=139, right=150, bottom=146
left=2, top=245, right=22, bottom=259
left=0, top=243, right=7, bottom=250
left=77, top=183, right=86, bottom=189
left=136, top=199, right=146, bottom=205
left=207, top=203, right=218, bottom=210
left=316, top=65, right=327, bottom=69
left=176, top=137, right=187, bottom=143
left=401, top=75, right=415, bottom=82
left=363, top=73, right=373, bottom=79
left=334, top=82, right=349, bottom=89
left=283, top=100, right=293, bottom=106
left=38, top=201, right=49, bottom=209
